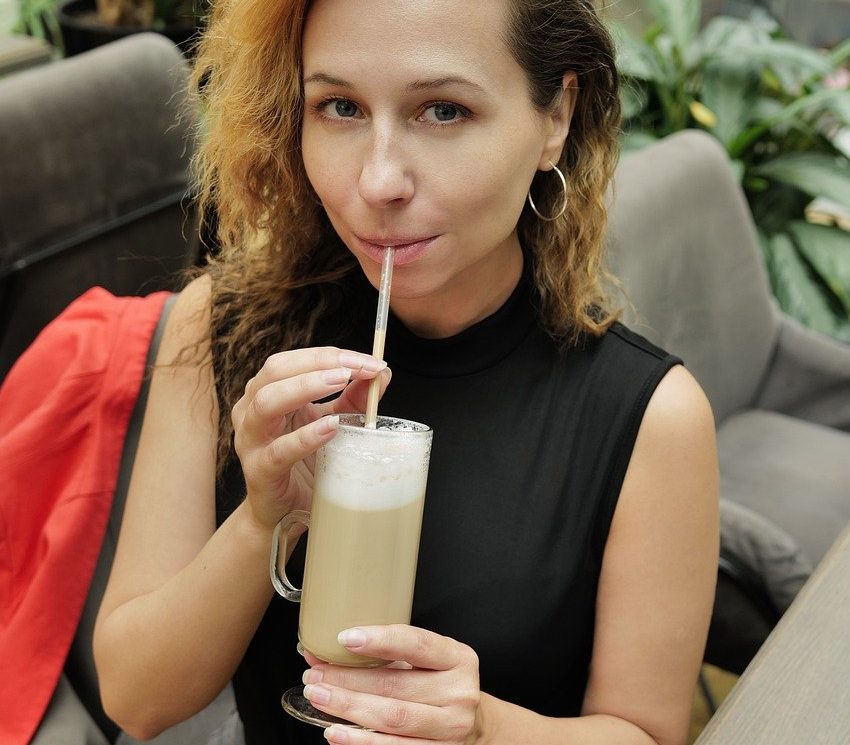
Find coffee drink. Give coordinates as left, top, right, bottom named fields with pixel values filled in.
left=273, top=414, right=432, bottom=666
left=300, top=493, right=425, bottom=665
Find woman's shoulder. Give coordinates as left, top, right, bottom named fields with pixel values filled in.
left=595, top=320, right=715, bottom=460
left=597, top=320, right=677, bottom=365
left=157, top=273, right=213, bottom=367
left=562, top=319, right=681, bottom=392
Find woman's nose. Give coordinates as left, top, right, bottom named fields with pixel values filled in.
left=357, top=132, right=414, bottom=208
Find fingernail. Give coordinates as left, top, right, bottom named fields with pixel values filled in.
left=324, top=725, right=349, bottom=744
left=319, top=415, right=340, bottom=434
left=338, top=628, right=366, bottom=647
left=302, top=668, right=323, bottom=685
left=322, top=367, right=352, bottom=385
left=304, top=683, right=331, bottom=705
left=339, top=351, right=387, bottom=373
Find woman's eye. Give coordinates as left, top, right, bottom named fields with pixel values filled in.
left=420, top=102, right=465, bottom=124
left=333, top=99, right=359, bottom=118
left=315, top=98, right=360, bottom=119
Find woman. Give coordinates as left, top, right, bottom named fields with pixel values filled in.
left=93, top=1, right=719, bottom=744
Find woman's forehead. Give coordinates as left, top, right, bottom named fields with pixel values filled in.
left=302, top=0, right=516, bottom=88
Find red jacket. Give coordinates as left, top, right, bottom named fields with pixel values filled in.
left=0, top=288, right=169, bottom=744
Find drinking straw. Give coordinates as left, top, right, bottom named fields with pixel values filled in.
left=364, top=247, right=394, bottom=428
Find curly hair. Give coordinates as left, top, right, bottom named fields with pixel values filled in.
left=187, top=0, right=623, bottom=474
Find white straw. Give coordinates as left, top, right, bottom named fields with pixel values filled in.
left=364, top=247, right=394, bottom=428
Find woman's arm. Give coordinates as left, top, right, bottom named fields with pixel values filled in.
left=93, top=276, right=275, bottom=738
left=480, top=364, right=719, bottom=745
left=93, top=276, right=390, bottom=739
left=301, top=364, right=719, bottom=745
left=578, top=364, right=719, bottom=744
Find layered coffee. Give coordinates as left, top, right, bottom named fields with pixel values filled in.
left=298, top=415, right=431, bottom=666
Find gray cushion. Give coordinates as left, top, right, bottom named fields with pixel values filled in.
left=31, top=675, right=110, bottom=745
left=719, top=498, right=812, bottom=613
left=608, top=130, right=779, bottom=425
left=115, top=687, right=242, bottom=745
left=754, top=313, right=850, bottom=433
left=717, top=409, right=850, bottom=566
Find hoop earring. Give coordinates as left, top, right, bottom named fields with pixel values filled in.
left=527, top=161, right=568, bottom=222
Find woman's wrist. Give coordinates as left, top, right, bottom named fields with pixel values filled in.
left=472, top=693, right=496, bottom=745
left=235, top=499, right=308, bottom=569
left=233, top=499, right=276, bottom=551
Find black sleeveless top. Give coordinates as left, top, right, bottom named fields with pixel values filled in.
left=214, top=257, right=681, bottom=744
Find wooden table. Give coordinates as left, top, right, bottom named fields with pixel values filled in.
left=695, top=521, right=850, bottom=744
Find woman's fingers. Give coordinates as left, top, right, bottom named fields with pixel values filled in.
left=238, top=368, right=351, bottom=443
left=252, top=414, right=341, bottom=477
left=302, top=684, right=456, bottom=740
left=324, top=725, right=434, bottom=745
left=338, top=626, right=470, bottom=672
left=302, top=627, right=482, bottom=741
left=303, top=665, right=452, bottom=707
left=314, top=367, right=392, bottom=419
left=245, top=347, right=386, bottom=401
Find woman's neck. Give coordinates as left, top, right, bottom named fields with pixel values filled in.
left=389, top=243, right=524, bottom=340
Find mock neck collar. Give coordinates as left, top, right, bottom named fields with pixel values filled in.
left=341, top=249, right=539, bottom=378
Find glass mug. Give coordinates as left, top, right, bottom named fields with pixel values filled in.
left=270, top=413, right=433, bottom=726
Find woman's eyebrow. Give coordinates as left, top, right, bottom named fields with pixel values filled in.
left=407, top=76, right=486, bottom=93
left=303, top=72, right=486, bottom=94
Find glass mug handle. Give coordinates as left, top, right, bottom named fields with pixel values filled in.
left=269, top=510, right=310, bottom=601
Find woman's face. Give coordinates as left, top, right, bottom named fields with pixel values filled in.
left=301, top=0, right=573, bottom=335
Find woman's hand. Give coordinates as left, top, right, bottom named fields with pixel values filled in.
left=231, top=347, right=390, bottom=531
left=302, top=625, right=483, bottom=745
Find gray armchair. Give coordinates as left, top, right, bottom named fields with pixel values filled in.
left=607, top=129, right=850, bottom=672
left=0, top=32, right=199, bottom=383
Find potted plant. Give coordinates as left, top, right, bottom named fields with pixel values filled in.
left=610, top=0, right=850, bottom=342
left=16, top=0, right=207, bottom=57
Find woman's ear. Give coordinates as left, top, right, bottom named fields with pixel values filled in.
left=538, top=70, right=578, bottom=170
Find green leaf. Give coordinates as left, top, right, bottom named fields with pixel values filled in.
left=645, top=0, right=701, bottom=53
left=729, top=88, right=850, bottom=157
left=14, top=0, right=60, bottom=39
left=608, top=21, right=661, bottom=81
left=829, top=37, right=850, bottom=67
left=716, top=39, right=833, bottom=89
left=649, top=35, right=681, bottom=86
left=789, top=221, right=850, bottom=315
left=699, top=15, right=767, bottom=59
left=701, top=58, right=761, bottom=148
left=620, top=80, right=648, bottom=120
left=753, top=153, right=850, bottom=209
left=763, top=232, right=850, bottom=340
left=819, top=91, right=850, bottom=128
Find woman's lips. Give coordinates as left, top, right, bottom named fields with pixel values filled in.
left=354, top=235, right=438, bottom=266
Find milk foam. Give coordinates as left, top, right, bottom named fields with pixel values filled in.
left=316, top=440, right=429, bottom=511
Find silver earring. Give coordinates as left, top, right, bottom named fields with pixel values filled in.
left=527, top=161, right=568, bottom=222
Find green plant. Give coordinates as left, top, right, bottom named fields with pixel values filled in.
left=14, top=0, right=62, bottom=43
left=15, top=0, right=208, bottom=41
left=610, top=0, right=850, bottom=342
